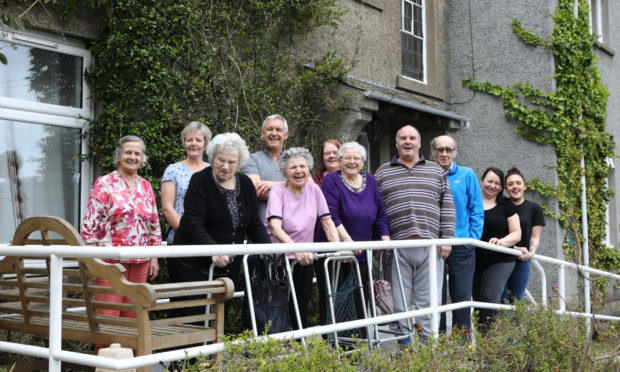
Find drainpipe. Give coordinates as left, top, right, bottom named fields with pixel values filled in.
left=580, top=146, right=591, bottom=321
left=574, top=0, right=591, bottom=329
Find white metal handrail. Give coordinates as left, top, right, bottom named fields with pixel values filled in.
left=0, top=238, right=618, bottom=371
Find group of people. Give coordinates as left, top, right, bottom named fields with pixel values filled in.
left=80, top=113, right=544, bottom=345
left=431, top=135, right=545, bottom=335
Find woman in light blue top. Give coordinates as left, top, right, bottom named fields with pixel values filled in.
left=161, top=121, right=212, bottom=245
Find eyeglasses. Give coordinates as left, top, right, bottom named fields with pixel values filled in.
left=341, top=156, right=363, bottom=162
left=433, top=147, right=455, bottom=154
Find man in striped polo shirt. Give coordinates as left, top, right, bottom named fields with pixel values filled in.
left=375, top=125, right=455, bottom=342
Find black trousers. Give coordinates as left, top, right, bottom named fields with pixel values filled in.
left=290, top=262, right=314, bottom=329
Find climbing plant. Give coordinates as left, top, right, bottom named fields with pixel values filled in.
left=55, top=0, right=348, bottom=186
left=464, top=0, right=619, bottom=279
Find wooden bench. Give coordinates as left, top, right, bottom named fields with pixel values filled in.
left=0, top=216, right=234, bottom=371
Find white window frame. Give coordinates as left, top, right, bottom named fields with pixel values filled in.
left=1, top=28, right=92, bottom=124
left=0, top=27, right=93, bottom=222
left=400, top=0, right=427, bottom=84
left=587, top=0, right=604, bottom=43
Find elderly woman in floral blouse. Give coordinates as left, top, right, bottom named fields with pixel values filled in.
left=81, top=135, right=162, bottom=319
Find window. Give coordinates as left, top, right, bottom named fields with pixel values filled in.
left=588, top=0, right=608, bottom=45
left=0, top=29, right=91, bottom=243
left=401, top=0, right=425, bottom=83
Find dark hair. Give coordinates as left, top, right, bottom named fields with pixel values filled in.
left=505, top=167, right=526, bottom=184
left=482, top=167, right=506, bottom=203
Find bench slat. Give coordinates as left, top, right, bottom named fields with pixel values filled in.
left=154, top=288, right=227, bottom=299
left=152, top=281, right=226, bottom=291
left=151, top=314, right=216, bottom=327
left=150, top=298, right=217, bottom=311
left=0, top=314, right=218, bottom=350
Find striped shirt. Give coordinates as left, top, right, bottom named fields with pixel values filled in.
left=375, top=156, right=455, bottom=241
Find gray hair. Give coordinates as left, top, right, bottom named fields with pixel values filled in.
left=430, top=135, right=458, bottom=161
left=261, top=114, right=289, bottom=133
left=180, top=121, right=212, bottom=152
left=337, top=141, right=367, bottom=162
left=113, top=135, right=147, bottom=168
left=395, top=125, right=421, bottom=142
left=206, top=132, right=250, bottom=169
left=280, top=147, right=313, bottom=176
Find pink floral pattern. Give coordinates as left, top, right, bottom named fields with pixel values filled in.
left=81, top=170, right=162, bottom=263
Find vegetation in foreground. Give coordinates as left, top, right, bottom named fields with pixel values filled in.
left=182, top=303, right=619, bottom=372
left=1, top=304, right=617, bottom=370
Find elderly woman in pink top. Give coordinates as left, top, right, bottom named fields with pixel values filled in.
left=265, top=147, right=340, bottom=328
left=81, top=135, right=162, bottom=319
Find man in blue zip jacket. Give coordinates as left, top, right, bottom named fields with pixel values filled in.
left=432, top=135, right=484, bottom=334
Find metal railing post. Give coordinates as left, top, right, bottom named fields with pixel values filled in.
left=558, top=264, right=566, bottom=312
left=428, top=245, right=439, bottom=337
left=48, top=254, right=63, bottom=372
left=531, top=260, right=547, bottom=306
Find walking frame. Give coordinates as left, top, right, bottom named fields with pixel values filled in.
left=242, top=254, right=305, bottom=345
left=208, top=247, right=419, bottom=348
left=317, top=248, right=415, bottom=349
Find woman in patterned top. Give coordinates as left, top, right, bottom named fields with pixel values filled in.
left=161, top=121, right=212, bottom=245
left=81, top=135, right=162, bottom=319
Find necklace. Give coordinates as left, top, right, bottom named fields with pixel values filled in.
left=340, top=173, right=366, bottom=193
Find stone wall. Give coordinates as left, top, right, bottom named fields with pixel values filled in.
left=3, top=0, right=103, bottom=40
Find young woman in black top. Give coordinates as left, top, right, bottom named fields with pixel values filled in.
left=472, top=167, right=521, bottom=331
left=501, top=167, right=545, bottom=303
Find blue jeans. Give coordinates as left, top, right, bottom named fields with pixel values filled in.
left=440, top=245, right=475, bottom=331
left=501, top=260, right=531, bottom=303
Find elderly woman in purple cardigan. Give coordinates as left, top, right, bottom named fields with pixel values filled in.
left=315, top=141, right=390, bottom=325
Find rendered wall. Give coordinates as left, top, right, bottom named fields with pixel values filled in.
left=594, top=1, right=620, bottom=314
left=445, top=0, right=591, bottom=302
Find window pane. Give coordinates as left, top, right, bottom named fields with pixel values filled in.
left=403, top=2, right=413, bottom=32
left=0, top=120, right=81, bottom=243
left=401, top=33, right=424, bottom=81
left=0, top=41, right=83, bottom=108
left=590, top=0, right=603, bottom=42
left=413, top=4, right=424, bottom=38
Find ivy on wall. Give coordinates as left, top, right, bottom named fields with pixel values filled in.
left=59, top=0, right=348, bottom=187
left=464, top=0, right=619, bottom=279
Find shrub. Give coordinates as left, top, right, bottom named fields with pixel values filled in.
left=180, top=303, right=619, bottom=371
